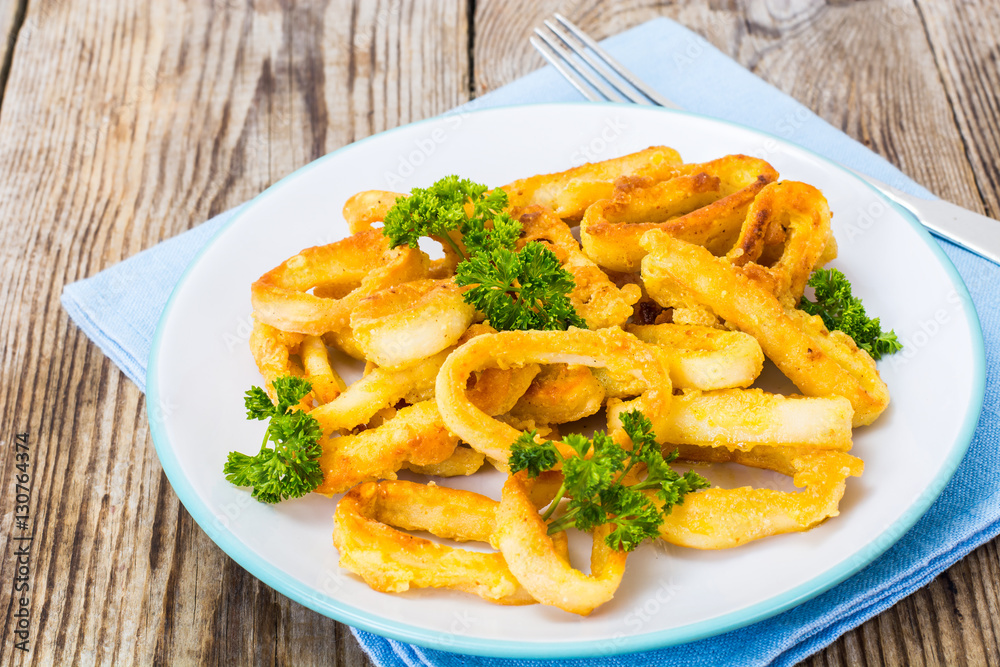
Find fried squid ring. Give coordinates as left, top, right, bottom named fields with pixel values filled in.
left=251, top=229, right=427, bottom=335
left=403, top=445, right=486, bottom=477
left=249, top=319, right=306, bottom=398
left=436, top=328, right=672, bottom=465
left=299, top=335, right=347, bottom=404
left=332, top=480, right=537, bottom=604
left=514, top=205, right=641, bottom=329
left=594, top=323, right=764, bottom=394
left=309, top=349, right=449, bottom=434
left=249, top=321, right=339, bottom=409
left=657, top=445, right=864, bottom=549
left=607, top=388, right=854, bottom=452
left=493, top=472, right=628, bottom=616
left=503, top=146, right=683, bottom=221
left=350, top=279, right=476, bottom=369
left=465, top=365, right=541, bottom=416
left=315, top=400, right=459, bottom=495
left=342, top=190, right=403, bottom=234
left=726, top=181, right=835, bottom=307
left=641, top=231, right=889, bottom=426
left=509, top=364, right=606, bottom=424
left=580, top=155, right=779, bottom=272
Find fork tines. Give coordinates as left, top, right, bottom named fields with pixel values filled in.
left=530, top=14, right=677, bottom=108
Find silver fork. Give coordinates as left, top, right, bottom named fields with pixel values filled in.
left=531, top=14, right=1000, bottom=266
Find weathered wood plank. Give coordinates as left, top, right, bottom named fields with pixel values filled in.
left=473, top=1, right=999, bottom=666
left=0, top=0, right=996, bottom=665
left=916, top=0, right=1000, bottom=216
left=0, top=0, right=468, bottom=665
left=0, top=0, right=23, bottom=97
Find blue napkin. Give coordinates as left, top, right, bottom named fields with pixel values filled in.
left=61, top=17, right=999, bottom=667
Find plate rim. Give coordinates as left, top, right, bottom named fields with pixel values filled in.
left=146, top=101, right=987, bottom=659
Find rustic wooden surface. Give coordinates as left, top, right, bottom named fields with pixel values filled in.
left=0, top=0, right=997, bottom=665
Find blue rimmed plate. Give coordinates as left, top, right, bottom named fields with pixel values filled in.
left=147, top=103, right=985, bottom=659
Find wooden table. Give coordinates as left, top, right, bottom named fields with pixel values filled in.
left=0, top=1, right=997, bottom=665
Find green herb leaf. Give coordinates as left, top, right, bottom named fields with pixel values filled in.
left=381, top=175, right=586, bottom=332
left=507, top=408, right=709, bottom=552
left=800, top=268, right=903, bottom=360
left=224, top=377, right=324, bottom=504
left=456, top=241, right=587, bottom=331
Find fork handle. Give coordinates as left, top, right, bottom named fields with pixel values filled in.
left=854, top=172, right=1000, bottom=266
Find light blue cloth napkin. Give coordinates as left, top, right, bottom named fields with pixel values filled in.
left=61, top=17, right=999, bottom=667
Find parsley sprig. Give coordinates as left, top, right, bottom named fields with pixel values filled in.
left=223, top=376, right=324, bottom=504
left=509, top=409, right=710, bottom=552
left=800, top=268, right=903, bottom=360
left=383, top=176, right=513, bottom=261
left=381, top=175, right=585, bottom=331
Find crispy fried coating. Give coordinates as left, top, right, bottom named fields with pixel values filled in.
left=657, top=445, right=864, bottom=549
left=509, top=363, right=606, bottom=424
left=466, top=365, right=541, bottom=416
left=332, top=480, right=536, bottom=604
left=594, top=323, right=764, bottom=394
left=252, top=229, right=428, bottom=335
left=502, top=146, right=683, bottom=221
left=309, top=349, right=449, bottom=434
left=299, top=334, right=347, bottom=404
left=249, top=319, right=306, bottom=393
left=403, top=445, right=486, bottom=477
left=726, top=181, right=835, bottom=307
left=608, top=388, right=854, bottom=452
left=436, top=328, right=673, bottom=465
left=342, top=190, right=403, bottom=233
left=350, top=279, right=475, bottom=369
left=316, top=400, right=459, bottom=495
left=492, top=472, right=628, bottom=616
left=641, top=231, right=889, bottom=426
left=580, top=155, right=779, bottom=272
left=250, top=319, right=338, bottom=409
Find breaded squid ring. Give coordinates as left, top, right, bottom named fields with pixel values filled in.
left=593, top=323, right=764, bottom=393
left=310, top=348, right=449, bottom=435
left=403, top=445, right=486, bottom=477
left=657, top=445, right=864, bottom=549
left=249, top=320, right=342, bottom=409
left=251, top=229, right=427, bottom=335
left=299, top=335, right=347, bottom=404
left=342, top=190, right=402, bottom=234
left=607, top=388, right=854, bottom=452
left=502, top=146, right=683, bottom=221
left=350, top=279, right=476, bottom=369
left=248, top=319, right=306, bottom=398
left=315, top=400, right=459, bottom=495
left=726, top=181, right=835, bottom=307
left=641, top=231, right=889, bottom=426
left=509, top=363, right=606, bottom=425
left=580, top=155, right=779, bottom=272
left=492, top=472, right=628, bottom=616
left=435, top=328, right=672, bottom=465
left=332, top=480, right=537, bottom=604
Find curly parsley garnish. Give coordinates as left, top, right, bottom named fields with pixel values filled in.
left=800, top=268, right=902, bottom=360
left=223, top=376, right=324, bottom=503
left=382, top=175, right=585, bottom=331
left=509, top=409, right=709, bottom=552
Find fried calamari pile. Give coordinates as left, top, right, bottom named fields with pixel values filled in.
left=234, top=147, right=893, bottom=616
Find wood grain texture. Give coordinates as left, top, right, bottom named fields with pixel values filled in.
left=0, top=0, right=997, bottom=665
left=915, top=0, right=1000, bottom=217
left=0, top=0, right=468, bottom=665
left=0, top=0, right=24, bottom=100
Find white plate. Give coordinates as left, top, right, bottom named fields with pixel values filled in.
left=147, top=103, right=985, bottom=659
